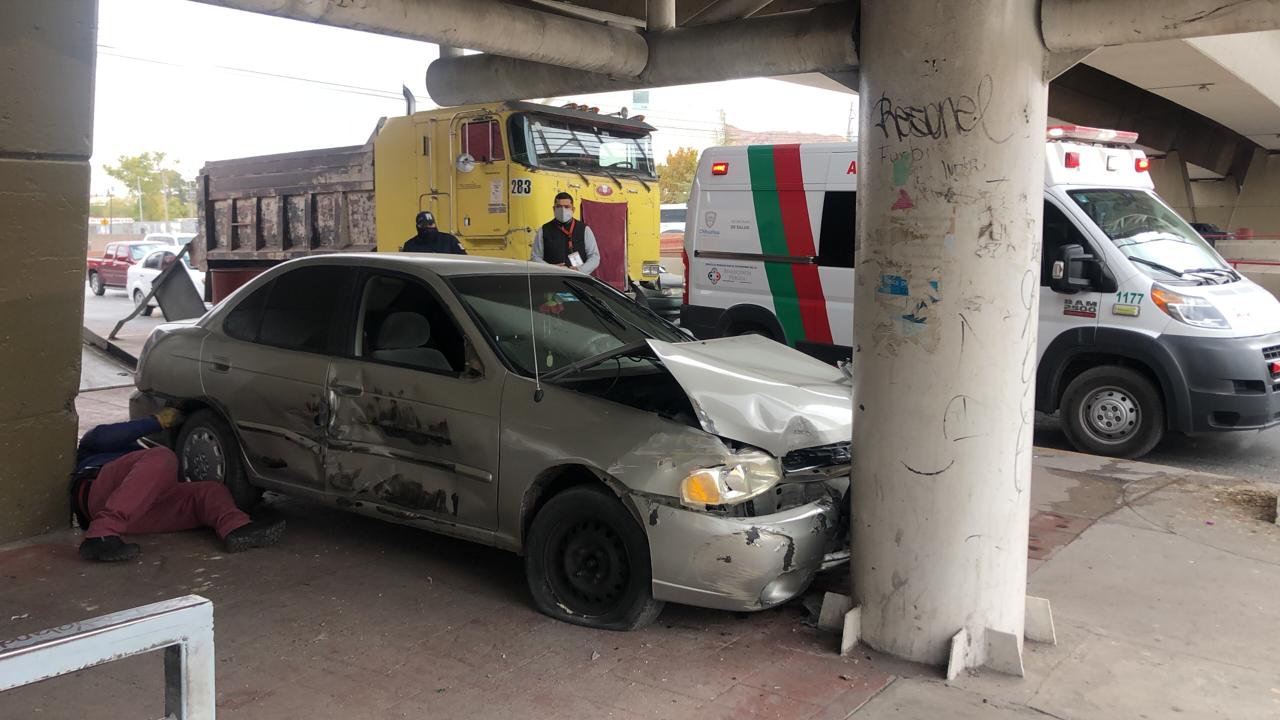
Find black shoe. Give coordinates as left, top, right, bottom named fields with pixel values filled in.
left=79, top=536, right=140, bottom=562
left=224, top=518, right=286, bottom=553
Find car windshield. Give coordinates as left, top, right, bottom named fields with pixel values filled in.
left=1068, top=189, right=1232, bottom=282
left=131, top=243, right=165, bottom=261
left=522, top=114, right=656, bottom=178
left=452, top=273, right=685, bottom=378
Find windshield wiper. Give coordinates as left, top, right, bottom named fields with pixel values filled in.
left=1126, top=256, right=1195, bottom=281
left=542, top=339, right=652, bottom=382
left=1184, top=266, right=1239, bottom=281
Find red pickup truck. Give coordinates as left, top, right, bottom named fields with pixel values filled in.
left=87, top=241, right=166, bottom=295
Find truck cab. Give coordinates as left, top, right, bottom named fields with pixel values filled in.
left=681, top=129, right=1280, bottom=458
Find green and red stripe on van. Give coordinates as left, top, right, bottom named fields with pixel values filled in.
left=746, top=144, right=833, bottom=346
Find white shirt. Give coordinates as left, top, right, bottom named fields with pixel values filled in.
left=531, top=223, right=600, bottom=274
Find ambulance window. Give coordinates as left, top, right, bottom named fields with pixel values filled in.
left=1042, top=201, right=1090, bottom=287
left=463, top=120, right=504, bottom=163
left=817, top=191, right=856, bottom=268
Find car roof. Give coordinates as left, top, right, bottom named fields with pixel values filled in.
left=274, top=253, right=584, bottom=279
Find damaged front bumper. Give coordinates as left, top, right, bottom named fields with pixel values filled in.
left=641, top=494, right=842, bottom=612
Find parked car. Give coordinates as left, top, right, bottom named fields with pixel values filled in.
left=127, top=247, right=206, bottom=316
left=142, top=232, right=196, bottom=248
left=131, top=254, right=852, bottom=630
left=636, top=266, right=684, bottom=322
left=659, top=204, right=686, bottom=235
left=87, top=241, right=167, bottom=295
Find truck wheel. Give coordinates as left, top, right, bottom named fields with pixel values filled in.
left=525, top=485, right=663, bottom=631
left=176, top=409, right=261, bottom=510
left=90, top=272, right=105, bottom=296
left=133, top=289, right=154, bottom=317
left=1061, top=366, right=1165, bottom=459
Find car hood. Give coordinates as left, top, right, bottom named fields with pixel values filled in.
left=647, top=335, right=852, bottom=457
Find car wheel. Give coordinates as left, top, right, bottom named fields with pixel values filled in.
left=525, top=485, right=663, bottom=631
left=175, top=409, right=261, bottom=510
left=133, top=289, right=154, bottom=317
left=89, top=272, right=105, bottom=296
left=1061, top=366, right=1165, bottom=459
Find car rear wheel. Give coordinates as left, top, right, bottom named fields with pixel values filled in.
left=133, top=289, right=154, bottom=317
left=525, top=485, right=663, bottom=630
left=175, top=409, right=261, bottom=510
left=89, top=272, right=105, bottom=296
left=1061, top=366, right=1165, bottom=459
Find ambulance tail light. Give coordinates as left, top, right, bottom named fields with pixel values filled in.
left=1047, top=125, right=1139, bottom=145
left=1135, top=157, right=1151, bottom=172
left=1064, top=152, right=1080, bottom=169
left=711, top=162, right=729, bottom=176
left=681, top=249, right=689, bottom=306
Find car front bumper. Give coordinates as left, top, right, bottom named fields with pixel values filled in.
left=640, top=495, right=841, bottom=612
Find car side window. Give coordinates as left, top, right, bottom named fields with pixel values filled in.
left=356, top=274, right=465, bottom=374
left=143, top=252, right=162, bottom=270
left=817, top=190, right=856, bottom=268
left=1042, top=201, right=1091, bottom=287
left=105, top=244, right=116, bottom=259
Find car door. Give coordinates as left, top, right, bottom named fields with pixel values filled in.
left=200, top=264, right=358, bottom=491
left=324, top=270, right=502, bottom=530
left=103, top=245, right=125, bottom=286
left=1037, top=197, right=1103, bottom=364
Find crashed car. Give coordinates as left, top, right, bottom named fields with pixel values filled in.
left=132, top=254, right=852, bottom=630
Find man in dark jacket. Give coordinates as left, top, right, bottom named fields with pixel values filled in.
left=71, top=409, right=284, bottom=562
left=401, top=211, right=466, bottom=254
left=531, top=192, right=600, bottom=273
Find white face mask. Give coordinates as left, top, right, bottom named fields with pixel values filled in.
left=554, top=207, right=574, bottom=224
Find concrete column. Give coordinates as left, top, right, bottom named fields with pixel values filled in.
left=852, top=0, right=1047, bottom=670
left=0, top=1, right=97, bottom=543
left=648, top=0, right=676, bottom=31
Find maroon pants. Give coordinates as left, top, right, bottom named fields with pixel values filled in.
left=85, top=447, right=250, bottom=540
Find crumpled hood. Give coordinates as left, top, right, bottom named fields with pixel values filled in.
left=647, top=335, right=853, bottom=457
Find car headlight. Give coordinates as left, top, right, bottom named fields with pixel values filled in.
left=680, top=449, right=782, bottom=509
left=1151, top=285, right=1230, bottom=329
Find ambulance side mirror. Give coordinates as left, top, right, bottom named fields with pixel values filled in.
left=1050, top=244, right=1095, bottom=294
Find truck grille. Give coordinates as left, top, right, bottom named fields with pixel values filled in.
left=1263, top=344, right=1280, bottom=361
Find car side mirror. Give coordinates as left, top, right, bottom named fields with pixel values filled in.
left=1050, top=244, right=1096, bottom=294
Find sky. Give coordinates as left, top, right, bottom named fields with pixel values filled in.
left=92, top=0, right=858, bottom=197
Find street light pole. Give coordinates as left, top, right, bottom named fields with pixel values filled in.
left=107, top=191, right=113, bottom=235
left=136, top=177, right=145, bottom=227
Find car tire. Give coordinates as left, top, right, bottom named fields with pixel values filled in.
left=1061, top=366, right=1165, bottom=459
left=525, top=485, right=663, bottom=631
left=134, top=289, right=154, bottom=317
left=89, top=272, right=105, bottom=296
left=175, top=409, right=262, bottom=510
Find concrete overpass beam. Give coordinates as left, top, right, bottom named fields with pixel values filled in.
left=425, top=3, right=858, bottom=105
left=684, top=0, right=774, bottom=26
left=1044, top=0, right=1280, bottom=52
left=0, top=0, right=97, bottom=543
left=192, top=0, right=648, bottom=76
left=853, top=0, right=1045, bottom=673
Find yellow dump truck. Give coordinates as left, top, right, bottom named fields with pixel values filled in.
left=195, top=101, right=662, bottom=301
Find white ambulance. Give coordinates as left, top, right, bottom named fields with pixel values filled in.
left=680, top=128, right=1280, bottom=458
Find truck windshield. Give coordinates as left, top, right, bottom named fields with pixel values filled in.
left=1068, top=189, right=1234, bottom=282
left=451, top=273, right=684, bottom=378
left=521, top=114, right=656, bottom=179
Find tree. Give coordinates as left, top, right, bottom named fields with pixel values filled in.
left=104, top=152, right=197, bottom=220
left=657, top=147, right=699, bottom=205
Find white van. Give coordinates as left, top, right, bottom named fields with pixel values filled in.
left=681, top=128, right=1280, bottom=458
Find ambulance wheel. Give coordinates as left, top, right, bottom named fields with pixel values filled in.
left=1061, top=366, right=1164, bottom=459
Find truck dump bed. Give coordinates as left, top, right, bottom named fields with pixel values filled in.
left=194, top=143, right=376, bottom=298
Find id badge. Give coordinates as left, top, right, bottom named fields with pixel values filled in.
left=568, top=251, right=584, bottom=268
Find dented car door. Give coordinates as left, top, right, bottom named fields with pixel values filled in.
left=323, top=271, right=501, bottom=530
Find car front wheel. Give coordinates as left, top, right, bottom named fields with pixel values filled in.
left=175, top=409, right=261, bottom=510
left=133, top=289, right=154, bottom=317
left=525, top=485, right=663, bottom=631
left=89, top=272, right=105, bottom=296
left=1061, top=366, right=1165, bottom=459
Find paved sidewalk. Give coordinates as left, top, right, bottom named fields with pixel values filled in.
left=0, top=390, right=1276, bottom=719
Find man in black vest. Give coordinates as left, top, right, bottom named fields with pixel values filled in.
left=531, top=192, right=600, bottom=273
left=402, top=211, right=466, bottom=254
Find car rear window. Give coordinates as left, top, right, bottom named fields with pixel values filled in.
left=223, top=265, right=356, bottom=354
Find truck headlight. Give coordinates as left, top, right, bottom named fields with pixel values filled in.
left=642, top=260, right=661, bottom=277
left=680, top=449, right=782, bottom=508
left=1151, top=285, right=1230, bottom=329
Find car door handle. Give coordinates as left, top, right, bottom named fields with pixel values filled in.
left=331, top=383, right=363, bottom=397
left=210, top=355, right=231, bottom=373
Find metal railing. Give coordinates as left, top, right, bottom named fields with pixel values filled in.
left=0, top=595, right=215, bottom=719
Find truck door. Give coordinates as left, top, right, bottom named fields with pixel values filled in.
left=453, top=117, right=508, bottom=248
left=581, top=199, right=629, bottom=291
left=1038, top=198, right=1102, bottom=362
